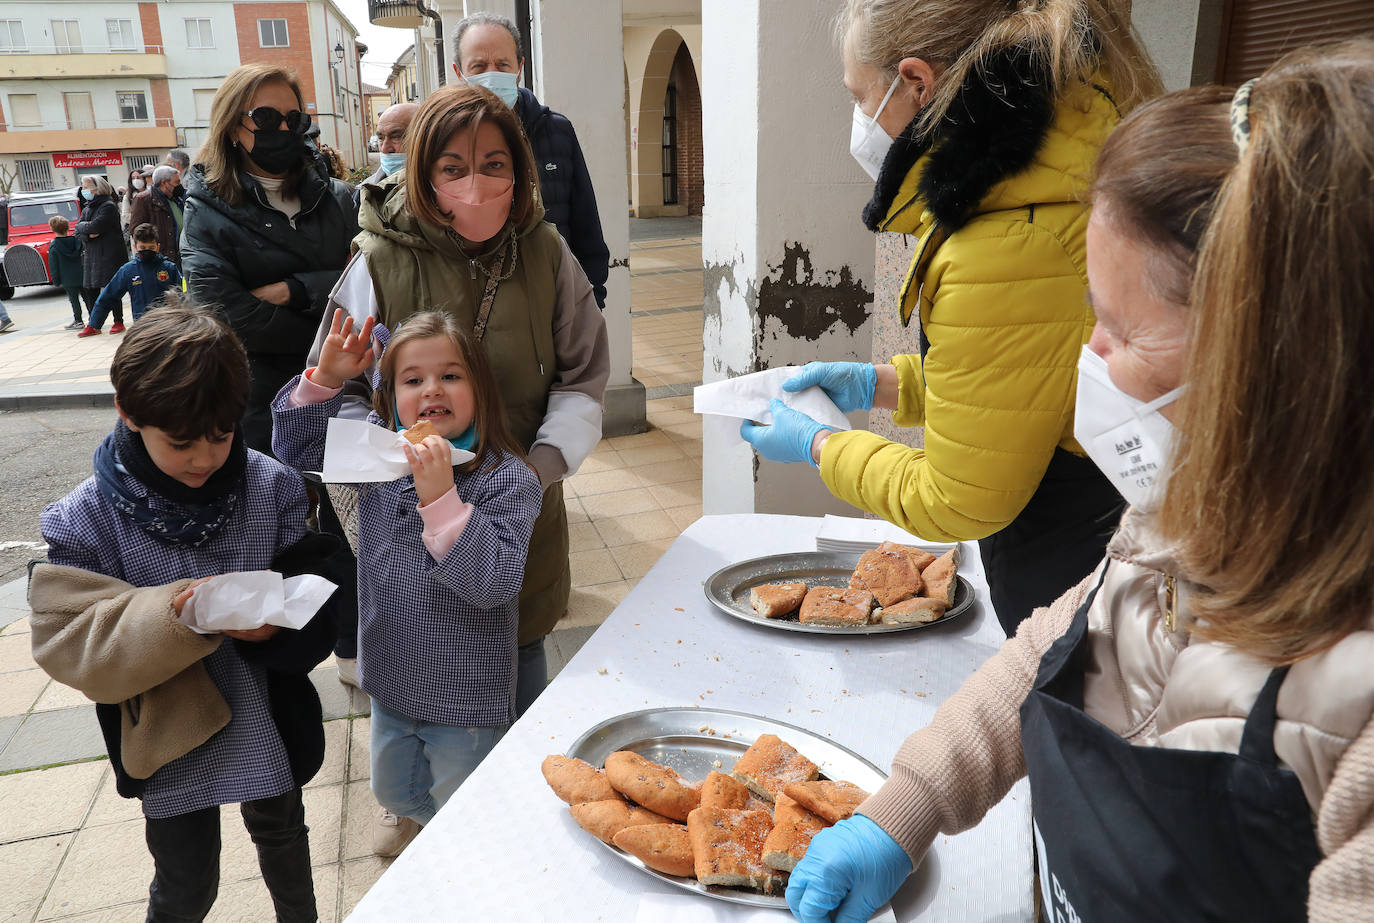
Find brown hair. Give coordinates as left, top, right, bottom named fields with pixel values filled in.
left=48, top=215, right=69, bottom=234
left=402, top=84, right=538, bottom=232
left=839, top=0, right=1163, bottom=140
left=372, top=311, right=526, bottom=474
left=110, top=295, right=250, bottom=442
left=1091, top=86, right=1236, bottom=304
left=131, top=223, right=158, bottom=246
left=199, top=64, right=309, bottom=207
left=1159, top=39, right=1374, bottom=664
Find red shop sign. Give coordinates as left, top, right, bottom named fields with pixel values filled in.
left=52, top=151, right=124, bottom=168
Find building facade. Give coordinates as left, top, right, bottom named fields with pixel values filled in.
left=0, top=0, right=368, bottom=195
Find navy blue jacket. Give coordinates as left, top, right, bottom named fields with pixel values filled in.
left=92, top=254, right=181, bottom=319
left=515, top=88, right=609, bottom=309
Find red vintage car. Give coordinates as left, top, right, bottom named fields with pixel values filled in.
left=0, top=187, right=83, bottom=299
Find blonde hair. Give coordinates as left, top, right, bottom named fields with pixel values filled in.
left=1160, top=40, right=1374, bottom=664
left=839, top=0, right=1162, bottom=139
left=198, top=64, right=307, bottom=207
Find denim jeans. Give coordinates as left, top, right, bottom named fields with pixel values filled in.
left=0, top=299, right=10, bottom=325
left=515, top=637, right=548, bottom=717
left=143, top=788, right=316, bottom=923
left=369, top=700, right=507, bottom=825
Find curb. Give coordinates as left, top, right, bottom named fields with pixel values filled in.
left=0, top=389, right=114, bottom=412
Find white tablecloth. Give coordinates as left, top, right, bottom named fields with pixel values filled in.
left=348, top=514, right=1034, bottom=921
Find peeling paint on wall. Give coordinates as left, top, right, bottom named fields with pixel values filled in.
left=756, top=242, right=872, bottom=345
left=702, top=256, right=759, bottom=379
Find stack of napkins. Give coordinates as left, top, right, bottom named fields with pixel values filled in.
left=693, top=368, right=851, bottom=432
left=814, top=514, right=954, bottom=555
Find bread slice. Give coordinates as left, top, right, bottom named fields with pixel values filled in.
left=613, top=823, right=696, bottom=878
left=921, top=546, right=961, bottom=607
left=878, top=596, right=947, bottom=625
left=604, top=750, right=701, bottom=821
left=687, top=806, right=784, bottom=891
left=850, top=545, right=924, bottom=607
left=799, top=587, right=876, bottom=627
left=781, top=780, right=870, bottom=824
left=402, top=419, right=438, bottom=444
left=569, top=799, right=675, bottom=844
left=541, top=754, right=621, bottom=805
left=749, top=582, right=808, bottom=619
left=761, top=792, right=827, bottom=871
left=882, top=541, right=938, bottom=573
left=730, top=733, right=820, bottom=802
left=700, top=770, right=752, bottom=811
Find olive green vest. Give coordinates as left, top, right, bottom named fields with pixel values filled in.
left=357, top=215, right=571, bottom=643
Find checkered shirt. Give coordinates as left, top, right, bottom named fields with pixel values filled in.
left=41, top=449, right=310, bottom=818
left=271, top=380, right=542, bottom=726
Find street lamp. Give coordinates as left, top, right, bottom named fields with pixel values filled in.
left=334, top=42, right=345, bottom=63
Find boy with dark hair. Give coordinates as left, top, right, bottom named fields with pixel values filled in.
left=47, top=215, right=86, bottom=330
left=29, top=301, right=342, bottom=922
left=78, top=222, right=181, bottom=338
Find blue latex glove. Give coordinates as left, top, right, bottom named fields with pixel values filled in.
left=784, top=361, right=878, bottom=413
left=786, top=815, right=913, bottom=923
left=739, top=399, right=830, bottom=468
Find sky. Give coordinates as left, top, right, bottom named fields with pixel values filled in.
left=333, top=0, right=421, bottom=89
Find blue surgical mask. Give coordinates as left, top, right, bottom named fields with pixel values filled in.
left=464, top=71, right=519, bottom=108
left=379, top=152, right=406, bottom=176
left=81, top=188, right=95, bottom=201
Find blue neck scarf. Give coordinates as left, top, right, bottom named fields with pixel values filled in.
left=394, top=400, right=477, bottom=452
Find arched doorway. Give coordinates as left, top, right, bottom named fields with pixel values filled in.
left=627, top=28, right=702, bottom=217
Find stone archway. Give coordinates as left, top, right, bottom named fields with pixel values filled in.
left=627, top=27, right=688, bottom=217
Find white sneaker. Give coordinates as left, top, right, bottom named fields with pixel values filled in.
left=336, top=657, right=359, bottom=688
left=372, top=808, right=421, bottom=857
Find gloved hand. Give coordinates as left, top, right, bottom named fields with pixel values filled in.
left=784, top=361, right=878, bottom=413
left=786, top=815, right=912, bottom=923
left=740, top=399, right=831, bottom=467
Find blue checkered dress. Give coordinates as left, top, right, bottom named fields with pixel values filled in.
left=271, top=379, right=542, bottom=726
left=40, top=450, right=310, bottom=818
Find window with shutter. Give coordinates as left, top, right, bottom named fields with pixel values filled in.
left=1219, top=0, right=1374, bottom=83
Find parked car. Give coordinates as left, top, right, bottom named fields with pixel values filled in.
left=0, top=187, right=82, bottom=299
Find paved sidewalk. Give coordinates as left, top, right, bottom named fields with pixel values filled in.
left=0, top=217, right=706, bottom=921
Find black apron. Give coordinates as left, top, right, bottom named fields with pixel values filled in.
left=1020, top=566, right=1321, bottom=922
left=979, top=447, right=1124, bottom=636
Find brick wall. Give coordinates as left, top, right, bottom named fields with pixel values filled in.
left=233, top=3, right=318, bottom=109
left=138, top=2, right=162, bottom=52
left=670, top=44, right=703, bottom=217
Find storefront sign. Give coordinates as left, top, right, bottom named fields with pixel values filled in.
left=51, top=151, right=124, bottom=168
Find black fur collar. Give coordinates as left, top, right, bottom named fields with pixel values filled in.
left=862, top=47, right=1057, bottom=233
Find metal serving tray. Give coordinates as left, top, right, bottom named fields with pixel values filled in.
left=565, top=707, right=891, bottom=911
left=703, top=551, right=974, bottom=635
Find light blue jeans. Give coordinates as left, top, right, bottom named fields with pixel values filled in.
left=369, top=700, right=507, bottom=825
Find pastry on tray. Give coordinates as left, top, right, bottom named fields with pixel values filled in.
left=849, top=543, right=925, bottom=607
left=569, top=799, right=674, bottom=844
left=878, top=596, right=948, bottom=625
left=761, top=792, right=827, bottom=872
left=613, top=823, right=696, bottom=878
left=731, top=733, right=820, bottom=802
left=604, top=750, right=701, bottom=822
left=921, top=547, right=961, bottom=608
left=782, top=780, right=870, bottom=824
left=699, top=770, right=752, bottom=811
left=541, top=754, right=621, bottom=805
left=750, top=582, right=808, bottom=619
left=687, top=806, right=784, bottom=892
left=798, top=587, right=876, bottom=627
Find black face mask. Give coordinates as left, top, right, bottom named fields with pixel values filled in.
left=138, top=250, right=160, bottom=263
left=245, top=129, right=304, bottom=175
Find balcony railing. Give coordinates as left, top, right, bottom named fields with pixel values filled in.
left=0, top=43, right=166, bottom=55
left=1, top=117, right=175, bottom=132
left=368, top=0, right=425, bottom=29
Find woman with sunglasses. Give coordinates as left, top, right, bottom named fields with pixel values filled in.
left=182, top=63, right=359, bottom=454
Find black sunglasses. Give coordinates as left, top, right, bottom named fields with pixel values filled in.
left=244, top=106, right=311, bottom=134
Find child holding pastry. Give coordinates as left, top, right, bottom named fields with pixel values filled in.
left=271, top=308, right=542, bottom=857
left=29, top=302, right=339, bottom=923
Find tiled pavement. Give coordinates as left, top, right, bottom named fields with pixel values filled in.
left=0, top=218, right=705, bottom=921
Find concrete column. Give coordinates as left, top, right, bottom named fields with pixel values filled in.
left=1131, top=0, right=1224, bottom=91
left=530, top=0, right=645, bottom=437
left=701, top=0, right=875, bottom=515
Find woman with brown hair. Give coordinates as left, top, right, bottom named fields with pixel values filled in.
left=313, top=84, right=608, bottom=851
left=743, top=0, right=1163, bottom=635
left=785, top=41, right=1374, bottom=922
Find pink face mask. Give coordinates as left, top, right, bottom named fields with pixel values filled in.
left=433, top=173, right=514, bottom=242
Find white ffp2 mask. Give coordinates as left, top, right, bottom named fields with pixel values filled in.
left=850, top=76, right=901, bottom=181
left=1074, top=346, right=1186, bottom=512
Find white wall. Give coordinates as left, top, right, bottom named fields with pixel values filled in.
left=157, top=2, right=241, bottom=78
left=0, top=2, right=145, bottom=54
left=1132, top=0, right=1205, bottom=92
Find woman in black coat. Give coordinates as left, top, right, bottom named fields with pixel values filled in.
left=74, top=175, right=128, bottom=331
left=181, top=63, right=359, bottom=452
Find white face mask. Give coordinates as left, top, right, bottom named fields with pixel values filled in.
left=850, top=75, right=901, bottom=181
left=132, top=179, right=146, bottom=190
left=1074, top=346, right=1186, bottom=512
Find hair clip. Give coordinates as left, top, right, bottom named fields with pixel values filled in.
left=1230, top=78, right=1258, bottom=156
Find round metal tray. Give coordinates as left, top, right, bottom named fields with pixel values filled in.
left=565, top=707, right=891, bottom=911
left=703, top=551, right=974, bottom=635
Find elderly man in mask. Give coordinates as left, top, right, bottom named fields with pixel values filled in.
left=452, top=12, right=609, bottom=309
left=129, top=165, right=184, bottom=267
left=358, top=102, right=418, bottom=203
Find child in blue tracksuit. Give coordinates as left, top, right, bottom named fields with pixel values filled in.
left=32, top=301, right=342, bottom=922
left=271, top=309, right=542, bottom=857
left=80, top=222, right=181, bottom=336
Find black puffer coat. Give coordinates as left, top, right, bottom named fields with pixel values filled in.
left=182, top=161, right=359, bottom=453
left=74, top=194, right=127, bottom=289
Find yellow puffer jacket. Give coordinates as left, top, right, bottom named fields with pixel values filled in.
left=821, top=76, right=1121, bottom=542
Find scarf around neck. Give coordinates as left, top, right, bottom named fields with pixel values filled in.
left=92, top=421, right=247, bottom=547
